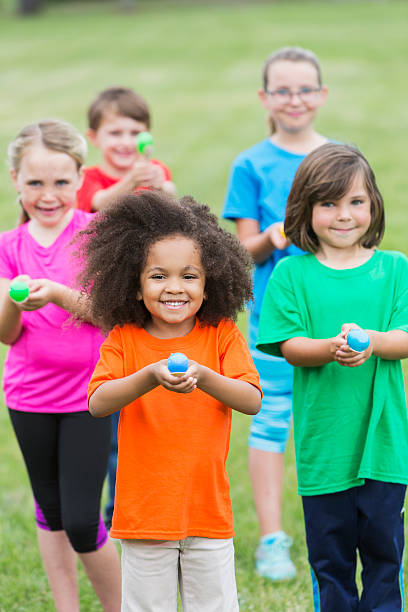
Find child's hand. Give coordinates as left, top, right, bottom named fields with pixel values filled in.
left=334, top=323, right=373, bottom=367
left=17, top=278, right=57, bottom=311
left=152, top=359, right=198, bottom=394
left=266, top=222, right=291, bottom=250
left=128, top=159, right=157, bottom=188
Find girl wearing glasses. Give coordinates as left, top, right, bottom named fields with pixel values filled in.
left=222, top=46, right=328, bottom=581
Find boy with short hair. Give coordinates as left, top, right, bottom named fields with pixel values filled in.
left=76, top=86, right=175, bottom=212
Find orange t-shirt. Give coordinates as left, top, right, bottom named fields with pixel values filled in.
left=88, top=318, right=261, bottom=540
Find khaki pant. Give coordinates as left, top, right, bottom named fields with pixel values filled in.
left=121, top=536, right=239, bottom=611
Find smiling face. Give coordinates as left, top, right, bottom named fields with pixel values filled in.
left=138, top=236, right=206, bottom=338
left=10, top=145, right=82, bottom=230
left=259, top=59, right=327, bottom=135
left=311, top=172, right=372, bottom=256
left=88, top=112, right=148, bottom=177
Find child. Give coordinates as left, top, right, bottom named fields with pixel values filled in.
left=76, top=86, right=175, bottom=213
left=0, top=120, right=121, bottom=611
left=77, top=190, right=262, bottom=611
left=222, top=46, right=329, bottom=580
left=257, top=142, right=408, bottom=611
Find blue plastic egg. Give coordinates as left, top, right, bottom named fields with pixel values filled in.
left=167, top=352, right=189, bottom=374
left=347, top=329, right=370, bottom=352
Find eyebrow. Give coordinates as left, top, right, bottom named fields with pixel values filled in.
left=146, top=265, right=203, bottom=273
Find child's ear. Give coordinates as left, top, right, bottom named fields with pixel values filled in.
left=136, top=290, right=143, bottom=301
left=86, top=128, right=98, bottom=146
left=77, top=166, right=85, bottom=190
left=258, top=88, right=269, bottom=110
left=10, top=168, right=19, bottom=191
left=318, top=85, right=329, bottom=107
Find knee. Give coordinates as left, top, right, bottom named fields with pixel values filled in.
left=64, top=515, right=107, bottom=553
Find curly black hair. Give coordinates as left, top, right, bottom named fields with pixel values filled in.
left=75, top=191, right=253, bottom=331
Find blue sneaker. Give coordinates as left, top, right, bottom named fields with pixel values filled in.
left=255, top=531, right=296, bottom=581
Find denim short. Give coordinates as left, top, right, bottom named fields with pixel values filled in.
left=248, top=313, right=293, bottom=453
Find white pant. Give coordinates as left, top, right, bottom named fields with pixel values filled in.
left=121, top=536, right=239, bottom=611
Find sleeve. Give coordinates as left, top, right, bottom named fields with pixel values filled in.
left=87, top=326, right=125, bottom=405
left=151, top=159, right=172, bottom=181
left=222, top=155, right=260, bottom=221
left=0, top=233, right=17, bottom=279
left=76, top=168, right=101, bottom=212
left=256, top=259, right=309, bottom=357
left=218, top=321, right=262, bottom=396
left=389, top=253, right=408, bottom=333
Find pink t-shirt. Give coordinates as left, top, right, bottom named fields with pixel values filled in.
left=0, top=210, right=104, bottom=413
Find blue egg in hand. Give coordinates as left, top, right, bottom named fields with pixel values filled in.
left=347, top=329, right=370, bottom=352
left=167, top=352, right=189, bottom=376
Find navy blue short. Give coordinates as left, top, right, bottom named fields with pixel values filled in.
left=302, top=480, right=406, bottom=612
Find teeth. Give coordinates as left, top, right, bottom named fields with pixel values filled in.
left=163, top=301, right=185, bottom=306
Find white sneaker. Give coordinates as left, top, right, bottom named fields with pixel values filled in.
left=255, top=531, right=297, bottom=581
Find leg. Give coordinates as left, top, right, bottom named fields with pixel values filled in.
left=302, top=490, right=359, bottom=612
left=179, top=537, right=238, bottom=612
left=8, top=409, right=79, bottom=609
left=248, top=313, right=295, bottom=580
left=249, top=448, right=284, bottom=535
left=104, top=411, right=120, bottom=527
left=37, top=528, right=79, bottom=612
left=357, top=480, right=406, bottom=612
left=79, top=541, right=122, bottom=612
left=58, top=411, right=121, bottom=611
left=121, top=539, right=179, bottom=611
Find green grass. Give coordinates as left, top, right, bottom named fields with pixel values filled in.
left=0, top=1, right=407, bottom=610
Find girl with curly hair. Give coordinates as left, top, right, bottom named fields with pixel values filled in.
left=78, top=190, right=262, bottom=611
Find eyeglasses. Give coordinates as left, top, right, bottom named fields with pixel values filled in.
left=264, top=86, right=322, bottom=103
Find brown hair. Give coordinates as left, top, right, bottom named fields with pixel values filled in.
left=262, top=46, right=323, bottom=134
left=284, top=143, right=385, bottom=253
left=8, top=119, right=87, bottom=225
left=75, top=190, right=253, bottom=331
left=87, top=86, right=151, bottom=131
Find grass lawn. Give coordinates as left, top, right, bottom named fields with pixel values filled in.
left=0, top=1, right=407, bottom=609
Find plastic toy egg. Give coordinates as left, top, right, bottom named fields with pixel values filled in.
left=167, top=352, right=189, bottom=377
left=136, top=131, right=154, bottom=156
left=347, top=329, right=370, bottom=352
left=9, top=279, right=29, bottom=303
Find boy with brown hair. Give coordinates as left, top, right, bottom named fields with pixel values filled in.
left=77, top=86, right=175, bottom=212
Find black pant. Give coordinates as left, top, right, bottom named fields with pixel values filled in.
left=9, top=409, right=111, bottom=553
left=302, top=480, right=406, bottom=611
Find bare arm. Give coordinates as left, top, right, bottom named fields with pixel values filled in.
left=195, top=365, right=261, bottom=415
left=280, top=336, right=342, bottom=367
left=236, top=218, right=289, bottom=264
left=91, top=162, right=175, bottom=211
left=0, top=279, right=23, bottom=345
left=89, top=359, right=262, bottom=418
left=370, top=329, right=408, bottom=360
left=89, top=363, right=160, bottom=417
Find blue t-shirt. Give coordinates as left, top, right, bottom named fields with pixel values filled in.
left=222, top=139, right=305, bottom=315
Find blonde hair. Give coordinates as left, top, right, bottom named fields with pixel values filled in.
left=8, top=119, right=87, bottom=224
left=262, top=46, right=323, bottom=134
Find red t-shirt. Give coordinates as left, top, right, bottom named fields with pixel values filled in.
left=76, top=161, right=172, bottom=212
left=88, top=318, right=261, bottom=540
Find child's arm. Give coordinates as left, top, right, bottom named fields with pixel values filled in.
left=2, top=277, right=94, bottom=323
left=236, top=218, right=290, bottom=263
left=190, top=363, right=261, bottom=415
left=91, top=162, right=175, bottom=211
left=336, top=323, right=408, bottom=365
left=280, top=335, right=345, bottom=367
left=89, top=359, right=261, bottom=418
left=0, top=278, right=24, bottom=344
left=89, top=360, right=178, bottom=417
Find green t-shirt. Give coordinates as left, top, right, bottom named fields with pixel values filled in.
left=257, top=250, right=408, bottom=496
